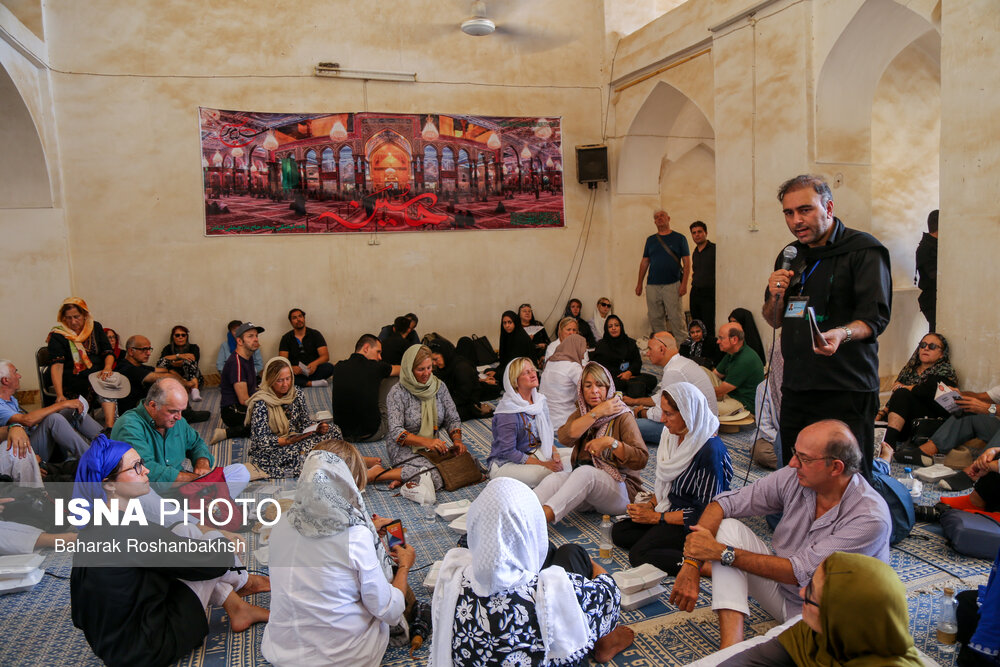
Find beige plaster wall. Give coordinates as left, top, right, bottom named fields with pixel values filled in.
left=31, top=0, right=610, bottom=383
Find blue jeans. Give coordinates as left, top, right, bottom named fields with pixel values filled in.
left=637, top=417, right=664, bottom=447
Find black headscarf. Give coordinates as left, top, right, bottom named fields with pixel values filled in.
left=562, top=299, right=596, bottom=347
left=591, top=315, right=641, bottom=376
left=728, top=308, right=766, bottom=365
left=498, top=310, right=534, bottom=370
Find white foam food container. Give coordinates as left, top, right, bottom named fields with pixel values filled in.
left=436, top=499, right=472, bottom=520
left=0, top=553, right=44, bottom=580
left=611, top=563, right=668, bottom=595
left=619, top=583, right=666, bottom=610
left=448, top=514, right=468, bottom=534
left=423, top=560, right=443, bottom=590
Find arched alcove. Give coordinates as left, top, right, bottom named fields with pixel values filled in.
left=0, top=63, right=52, bottom=207
left=617, top=80, right=714, bottom=195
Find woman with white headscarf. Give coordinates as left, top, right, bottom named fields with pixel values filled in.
left=489, top=357, right=565, bottom=488
left=611, top=382, right=732, bottom=575
left=263, top=441, right=416, bottom=667
left=430, top=477, right=633, bottom=666
left=534, top=362, right=648, bottom=524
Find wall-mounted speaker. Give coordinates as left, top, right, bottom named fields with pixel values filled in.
left=576, top=144, right=608, bottom=184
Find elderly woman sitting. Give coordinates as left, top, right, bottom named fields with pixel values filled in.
left=704, top=553, right=921, bottom=666
left=380, top=344, right=466, bottom=490
left=47, top=297, right=117, bottom=429
left=70, top=435, right=269, bottom=667
left=262, top=441, right=416, bottom=667
left=246, top=357, right=339, bottom=478
left=612, top=382, right=732, bottom=575
left=544, top=315, right=586, bottom=363
left=157, top=325, right=205, bottom=402
left=431, top=477, right=634, bottom=666
left=490, top=357, right=565, bottom=488
left=534, top=362, right=648, bottom=523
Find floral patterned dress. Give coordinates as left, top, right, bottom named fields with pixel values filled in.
left=248, top=391, right=342, bottom=477
left=449, top=571, right=620, bottom=666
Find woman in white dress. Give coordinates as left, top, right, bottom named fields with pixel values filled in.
left=539, top=333, right=588, bottom=430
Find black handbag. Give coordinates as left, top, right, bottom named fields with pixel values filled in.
left=470, top=335, right=499, bottom=365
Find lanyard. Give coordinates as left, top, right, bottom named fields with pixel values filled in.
left=798, top=260, right=822, bottom=295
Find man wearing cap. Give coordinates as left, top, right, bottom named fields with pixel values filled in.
left=713, top=323, right=764, bottom=416
left=111, top=378, right=250, bottom=495
left=278, top=308, right=334, bottom=388
left=115, top=335, right=210, bottom=422
left=0, top=359, right=101, bottom=461
left=214, top=322, right=263, bottom=443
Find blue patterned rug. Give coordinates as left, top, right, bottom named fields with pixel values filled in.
left=0, top=385, right=981, bottom=666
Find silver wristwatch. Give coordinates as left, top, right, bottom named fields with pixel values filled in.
left=990, top=404, right=997, bottom=416
left=720, top=545, right=736, bottom=567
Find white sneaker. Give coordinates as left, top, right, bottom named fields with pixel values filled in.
left=309, top=379, right=328, bottom=388
left=190, top=387, right=202, bottom=402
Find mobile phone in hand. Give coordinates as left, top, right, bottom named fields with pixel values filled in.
left=384, top=519, right=405, bottom=549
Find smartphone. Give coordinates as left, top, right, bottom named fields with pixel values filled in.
left=384, top=519, right=406, bottom=549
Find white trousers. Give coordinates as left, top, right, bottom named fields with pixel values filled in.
left=173, top=522, right=248, bottom=608
left=533, top=465, right=629, bottom=523
left=711, top=518, right=795, bottom=621
left=490, top=448, right=572, bottom=489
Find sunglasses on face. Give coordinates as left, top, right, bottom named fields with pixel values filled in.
left=918, top=341, right=940, bottom=350
left=598, top=302, right=611, bottom=308
left=173, top=333, right=188, bottom=338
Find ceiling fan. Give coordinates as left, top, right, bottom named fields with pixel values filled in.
left=461, top=0, right=496, bottom=36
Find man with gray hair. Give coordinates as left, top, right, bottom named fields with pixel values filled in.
left=111, top=378, right=249, bottom=496
left=763, top=174, right=891, bottom=478
left=669, top=420, right=891, bottom=649
left=636, top=209, right=691, bottom=342
left=625, top=331, right=716, bottom=446
left=0, top=359, right=101, bottom=461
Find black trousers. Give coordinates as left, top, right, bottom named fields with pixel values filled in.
left=542, top=543, right=592, bottom=578
left=221, top=404, right=250, bottom=439
left=292, top=362, right=334, bottom=387
left=610, top=519, right=690, bottom=576
left=689, top=286, right=716, bottom=336
left=780, top=388, right=878, bottom=480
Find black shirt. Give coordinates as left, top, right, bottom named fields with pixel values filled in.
left=115, top=359, right=155, bottom=413
left=220, top=353, right=258, bottom=408
left=278, top=327, right=328, bottom=366
left=380, top=332, right=410, bottom=366
left=331, top=353, right=392, bottom=437
left=915, top=232, right=937, bottom=298
left=47, top=321, right=114, bottom=396
left=691, top=240, right=717, bottom=289
left=774, top=219, right=891, bottom=393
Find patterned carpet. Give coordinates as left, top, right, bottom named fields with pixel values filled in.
left=0, top=385, right=983, bottom=666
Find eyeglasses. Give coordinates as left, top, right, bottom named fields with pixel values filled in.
left=598, top=302, right=611, bottom=308
left=173, top=333, right=188, bottom=338
left=107, top=458, right=145, bottom=479
left=800, top=578, right=820, bottom=608
left=918, top=341, right=940, bottom=350
left=791, top=447, right=835, bottom=466
left=131, top=346, right=154, bottom=352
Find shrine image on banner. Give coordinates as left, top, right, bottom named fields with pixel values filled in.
left=199, top=108, right=565, bottom=236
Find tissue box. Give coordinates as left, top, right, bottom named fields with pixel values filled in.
left=611, top=563, right=668, bottom=595
left=449, top=514, right=468, bottom=534
left=619, top=584, right=666, bottom=610
left=423, top=560, right=443, bottom=590
left=436, top=499, right=472, bottom=520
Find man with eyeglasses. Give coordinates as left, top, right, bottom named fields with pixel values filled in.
left=668, top=420, right=890, bottom=649
left=0, top=359, right=101, bottom=462
left=115, top=335, right=209, bottom=422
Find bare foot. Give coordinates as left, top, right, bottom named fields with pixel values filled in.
left=226, top=599, right=270, bottom=632
left=236, top=574, right=270, bottom=597
left=388, top=480, right=402, bottom=490
left=364, top=456, right=382, bottom=468
left=593, top=625, right=634, bottom=663
left=878, top=441, right=894, bottom=463
left=367, top=464, right=387, bottom=484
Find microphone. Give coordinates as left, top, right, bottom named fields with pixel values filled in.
left=780, top=246, right=798, bottom=271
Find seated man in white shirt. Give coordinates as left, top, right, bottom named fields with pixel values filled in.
left=624, top=331, right=716, bottom=445
left=669, top=420, right=891, bottom=649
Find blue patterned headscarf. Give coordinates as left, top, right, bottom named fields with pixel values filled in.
left=71, top=434, right=133, bottom=507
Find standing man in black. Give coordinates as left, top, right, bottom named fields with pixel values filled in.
left=688, top=220, right=716, bottom=336
left=915, top=209, right=939, bottom=332
left=278, top=308, right=334, bottom=388
left=762, top=175, right=891, bottom=478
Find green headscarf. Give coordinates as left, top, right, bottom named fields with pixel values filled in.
left=399, top=344, right=441, bottom=445
left=778, top=552, right=922, bottom=667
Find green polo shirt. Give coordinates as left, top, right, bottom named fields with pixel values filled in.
left=110, top=405, right=214, bottom=483
left=716, top=344, right=765, bottom=414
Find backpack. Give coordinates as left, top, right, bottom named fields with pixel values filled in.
left=869, top=469, right=916, bottom=545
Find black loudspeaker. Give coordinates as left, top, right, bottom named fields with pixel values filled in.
left=576, top=144, right=608, bottom=184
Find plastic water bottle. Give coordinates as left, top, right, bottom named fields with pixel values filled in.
left=910, top=474, right=923, bottom=500
left=936, top=587, right=958, bottom=652
left=899, top=467, right=914, bottom=491
left=599, top=515, right=613, bottom=561
left=420, top=497, right=436, bottom=522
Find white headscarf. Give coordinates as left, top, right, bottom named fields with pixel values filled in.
left=493, top=358, right=555, bottom=461
left=654, top=382, right=720, bottom=513
left=286, top=450, right=394, bottom=580
left=429, top=478, right=592, bottom=666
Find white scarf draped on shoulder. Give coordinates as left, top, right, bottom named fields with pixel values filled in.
left=654, top=382, right=720, bottom=513
left=493, top=359, right=555, bottom=461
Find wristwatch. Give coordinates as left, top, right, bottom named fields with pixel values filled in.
left=720, top=545, right=737, bottom=567
left=601, top=439, right=620, bottom=461
left=989, top=404, right=997, bottom=416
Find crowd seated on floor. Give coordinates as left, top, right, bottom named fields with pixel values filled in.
left=1, top=290, right=988, bottom=666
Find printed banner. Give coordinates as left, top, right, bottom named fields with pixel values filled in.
left=199, top=109, right=565, bottom=235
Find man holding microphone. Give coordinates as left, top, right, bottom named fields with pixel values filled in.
left=762, top=175, right=892, bottom=478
